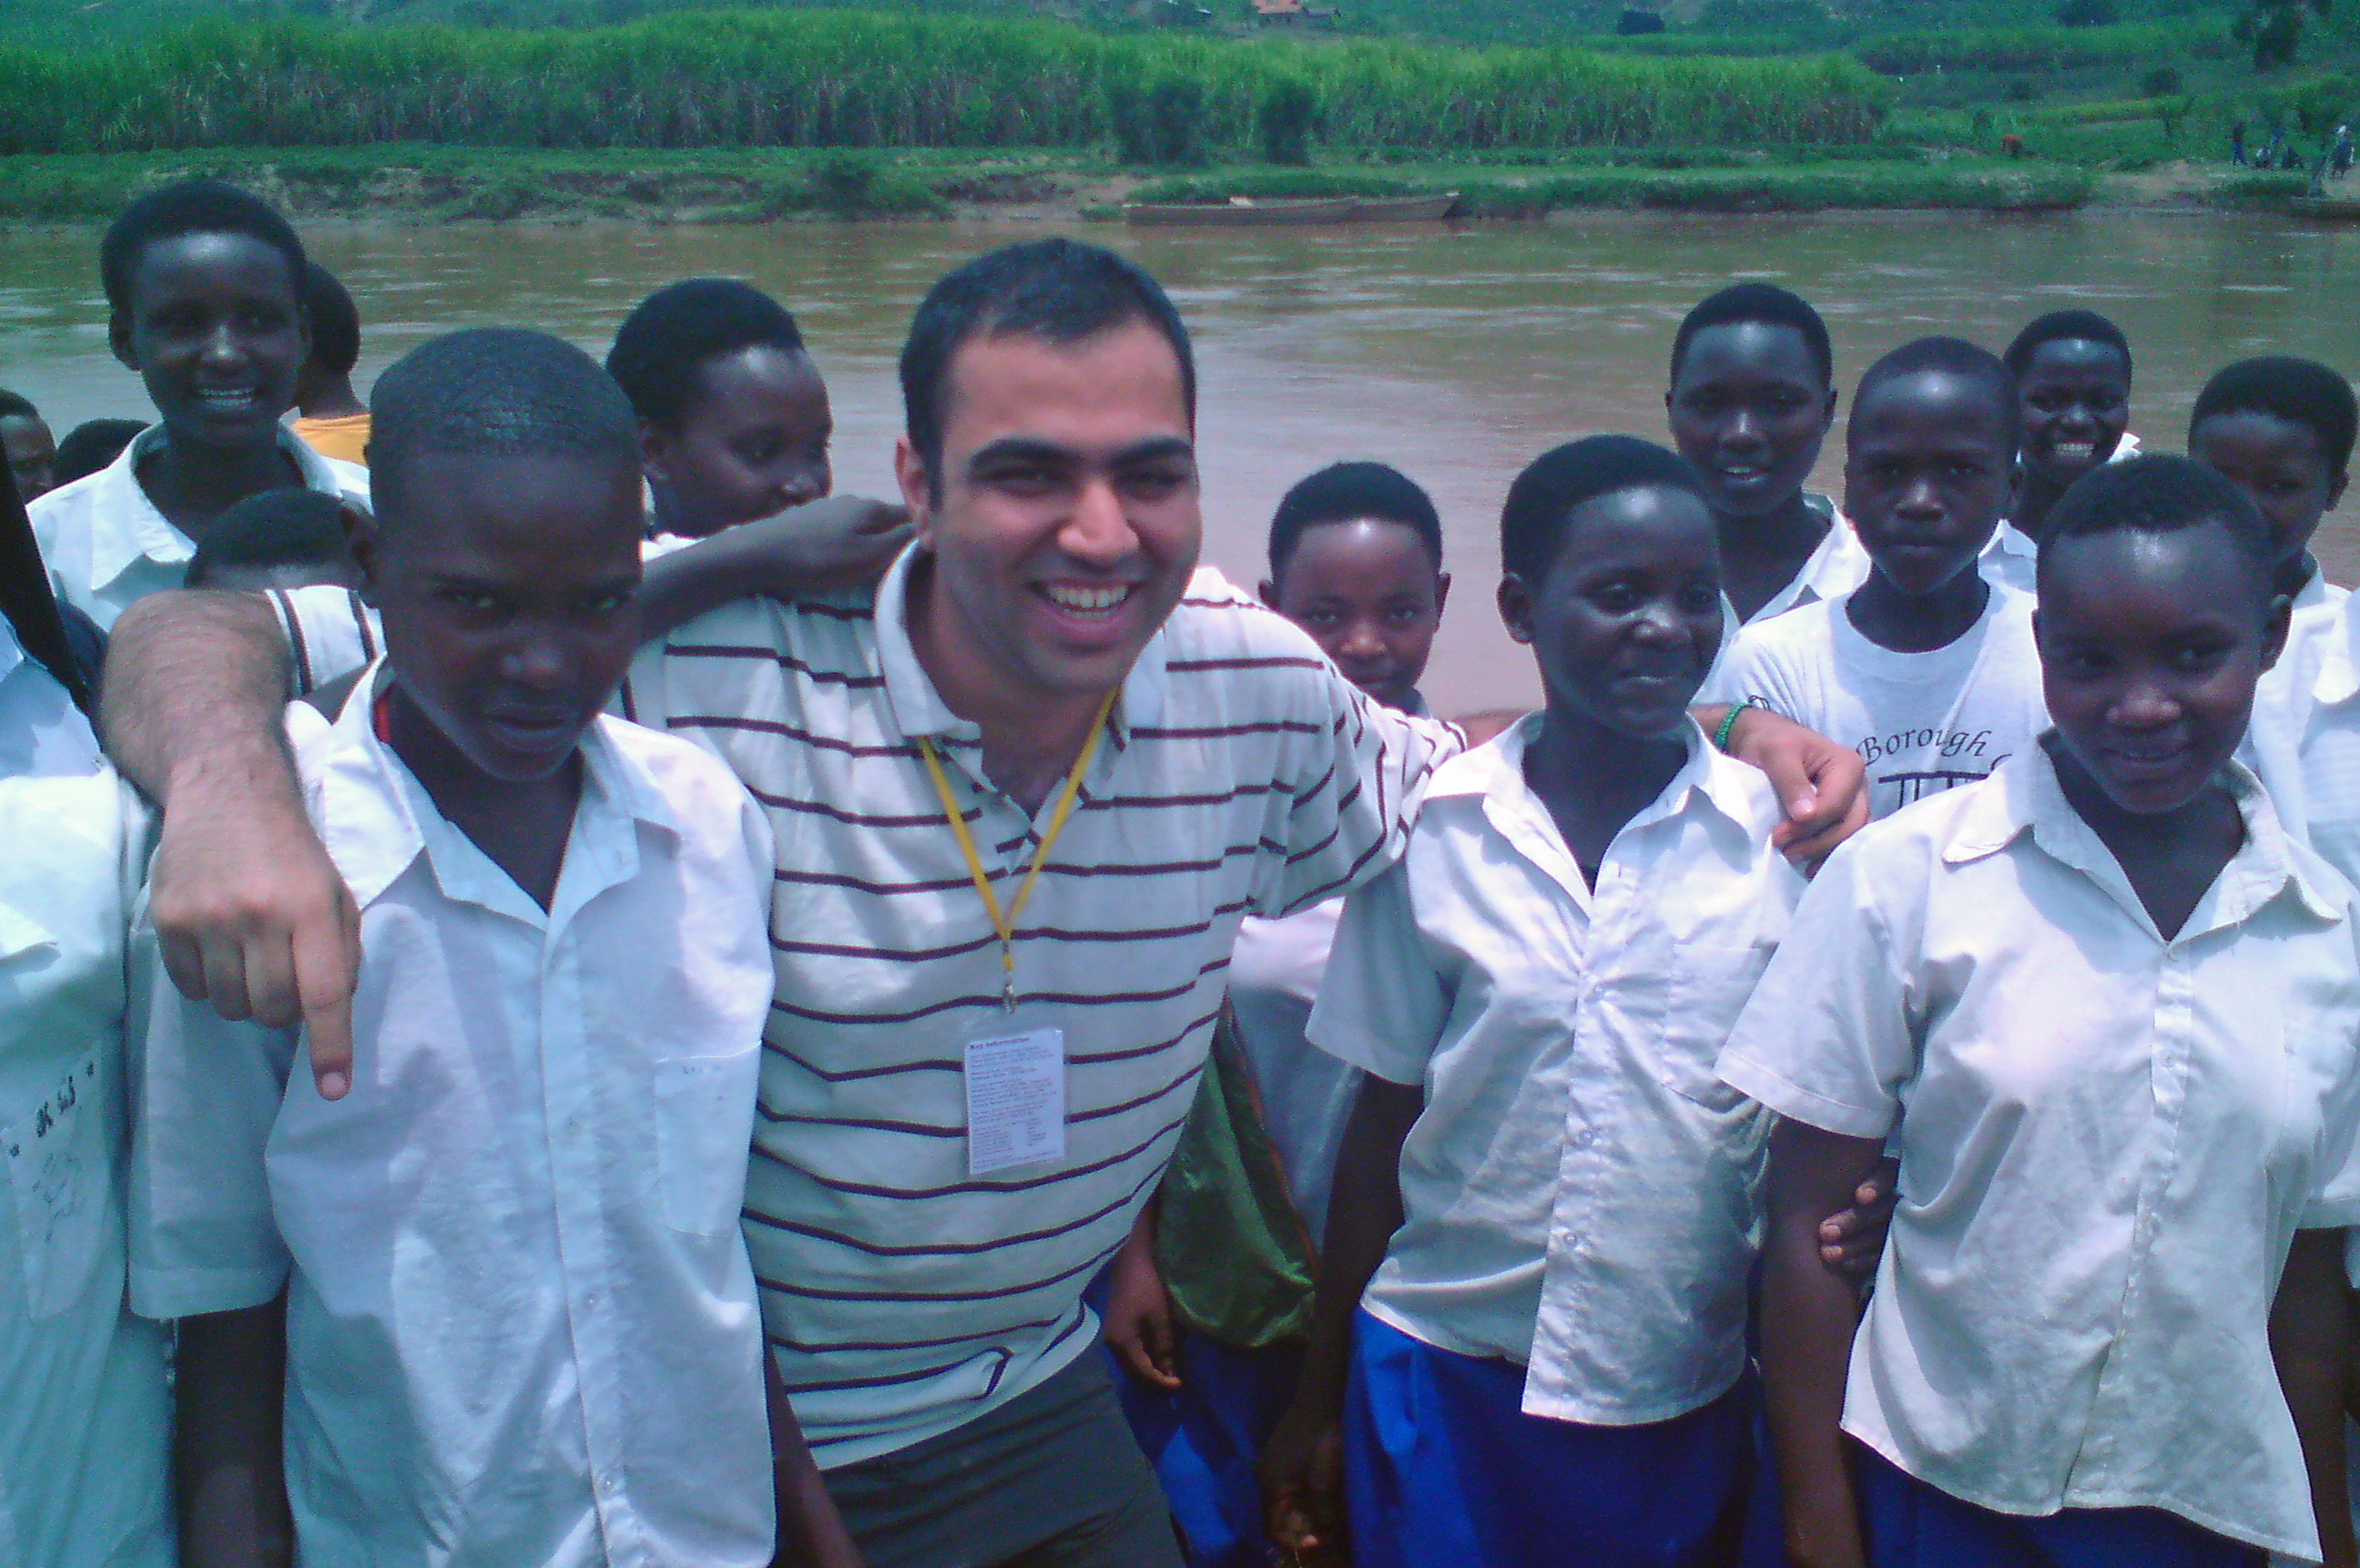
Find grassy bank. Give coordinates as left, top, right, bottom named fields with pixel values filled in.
left=0, top=145, right=2108, bottom=223
left=0, top=10, right=1889, bottom=158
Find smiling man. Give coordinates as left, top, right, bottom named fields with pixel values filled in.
left=97, top=239, right=1865, bottom=1567
left=30, top=180, right=368, bottom=629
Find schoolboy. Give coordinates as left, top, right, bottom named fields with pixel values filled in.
left=288, top=260, right=371, bottom=467
left=2189, top=354, right=2354, bottom=630
left=181, top=487, right=358, bottom=594
left=1725, top=455, right=2360, bottom=1568
left=1665, top=281, right=1867, bottom=630
left=1712, top=338, right=2047, bottom=820
left=0, top=769, right=173, bottom=1568
left=1260, top=436, right=1806, bottom=1568
left=605, top=278, right=832, bottom=545
left=31, top=178, right=368, bottom=628
left=1985, top=309, right=2137, bottom=593
left=127, top=328, right=852, bottom=1568
left=0, top=387, right=57, bottom=501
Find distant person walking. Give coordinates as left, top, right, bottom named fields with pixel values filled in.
left=2233, top=120, right=2248, bottom=166
left=2335, top=123, right=2353, bottom=177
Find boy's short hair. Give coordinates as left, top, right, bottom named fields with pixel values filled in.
left=1851, top=336, right=2021, bottom=452
left=900, top=239, right=1195, bottom=486
left=1267, top=461, right=1444, bottom=578
left=369, top=327, right=638, bottom=524
left=183, top=489, right=350, bottom=589
left=303, top=261, right=362, bottom=379
left=2189, top=356, right=2358, bottom=473
left=1670, top=281, right=1834, bottom=387
left=51, top=419, right=147, bottom=486
left=606, top=279, right=807, bottom=431
left=1500, top=434, right=1710, bottom=583
left=99, top=178, right=308, bottom=317
left=2002, top=309, right=2132, bottom=381
left=2039, top=454, right=2275, bottom=597
left=0, top=389, right=38, bottom=423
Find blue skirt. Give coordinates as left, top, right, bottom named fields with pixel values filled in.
left=1341, top=1308, right=1754, bottom=1568
left=1854, top=1446, right=2266, bottom=1568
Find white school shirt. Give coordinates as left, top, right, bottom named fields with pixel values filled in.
left=1309, top=715, right=1801, bottom=1426
left=128, top=677, right=781, bottom=1568
left=29, top=423, right=369, bottom=628
left=1716, top=747, right=2360, bottom=1561
left=1707, top=583, right=2048, bottom=820
left=1979, top=433, right=2144, bottom=595
left=0, top=617, right=99, bottom=779
left=1718, top=493, right=1871, bottom=647
left=0, top=770, right=171, bottom=1568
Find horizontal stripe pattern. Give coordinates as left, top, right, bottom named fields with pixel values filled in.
left=622, top=563, right=1452, bottom=1468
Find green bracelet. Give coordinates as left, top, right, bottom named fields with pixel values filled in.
left=1712, top=697, right=1758, bottom=754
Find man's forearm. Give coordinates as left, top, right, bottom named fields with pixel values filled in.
left=102, top=590, right=293, bottom=804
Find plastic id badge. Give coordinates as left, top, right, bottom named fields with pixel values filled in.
left=964, top=1026, right=1066, bottom=1176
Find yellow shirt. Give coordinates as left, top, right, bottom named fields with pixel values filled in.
left=290, top=412, right=371, bottom=467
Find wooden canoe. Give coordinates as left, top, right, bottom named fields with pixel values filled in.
left=1349, top=192, right=1460, bottom=220
left=1123, top=197, right=1356, bottom=226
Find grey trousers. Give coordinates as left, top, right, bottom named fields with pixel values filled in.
left=825, top=1351, right=1188, bottom=1568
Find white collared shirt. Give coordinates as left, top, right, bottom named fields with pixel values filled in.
left=129, top=677, right=781, bottom=1568
left=1310, top=715, right=1801, bottom=1426
left=0, top=770, right=171, bottom=1568
left=1717, top=746, right=2360, bottom=1560
left=1717, top=494, right=1871, bottom=647
left=605, top=550, right=1453, bottom=1466
left=0, top=618, right=99, bottom=779
left=1979, top=433, right=2144, bottom=596
left=29, top=423, right=368, bottom=628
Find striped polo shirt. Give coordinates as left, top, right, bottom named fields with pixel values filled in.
left=615, top=548, right=1456, bottom=1465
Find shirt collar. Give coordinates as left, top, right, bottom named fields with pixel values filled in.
left=0, top=614, right=21, bottom=685
left=870, top=541, right=1175, bottom=743
left=86, top=423, right=346, bottom=596
left=1941, top=740, right=2344, bottom=930
left=1435, top=709, right=1765, bottom=838
left=305, top=663, right=676, bottom=918
left=2312, top=592, right=2360, bottom=708
left=1728, top=494, right=1867, bottom=629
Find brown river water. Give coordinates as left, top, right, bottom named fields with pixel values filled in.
left=5, top=208, right=2359, bottom=711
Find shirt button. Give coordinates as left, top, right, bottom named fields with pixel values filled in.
left=585, top=1290, right=602, bottom=1308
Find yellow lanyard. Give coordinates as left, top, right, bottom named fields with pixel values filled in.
left=917, top=690, right=1118, bottom=1012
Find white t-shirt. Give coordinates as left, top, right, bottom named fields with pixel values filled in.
left=1709, top=584, right=2048, bottom=820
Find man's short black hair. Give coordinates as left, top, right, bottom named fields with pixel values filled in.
left=1500, top=434, right=1711, bottom=584
left=51, top=419, right=147, bottom=486
left=2003, top=309, right=2132, bottom=382
left=0, top=389, right=38, bottom=423
left=2039, top=453, right=2276, bottom=606
left=369, top=327, right=638, bottom=524
left=1851, top=335, right=2021, bottom=453
left=2190, top=356, right=2358, bottom=473
left=606, top=278, right=808, bottom=431
left=899, top=239, right=1195, bottom=486
left=99, top=178, right=308, bottom=318
left=302, top=261, right=361, bottom=379
left=1670, top=281, right=1834, bottom=388
left=1268, top=461, right=1444, bottom=579
left=183, top=489, right=349, bottom=588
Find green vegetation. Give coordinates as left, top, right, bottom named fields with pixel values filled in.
left=1852, top=19, right=2231, bottom=76
left=0, top=11, right=1891, bottom=158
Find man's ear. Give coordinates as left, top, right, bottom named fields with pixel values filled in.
left=1257, top=576, right=1279, bottom=609
left=893, top=434, right=936, bottom=544
left=2260, top=590, right=2294, bottom=675
left=107, top=311, right=137, bottom=373
left=636, top=419, right=676, bottom=489
left=1433, top=571, right=1452, bottom=617
left=1497, top=574, right=1535, bottom=645
left=2329, top=467, right=2350, bottom=512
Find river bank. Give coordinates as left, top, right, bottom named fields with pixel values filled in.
left=0, top=143, right=2290, bottom=226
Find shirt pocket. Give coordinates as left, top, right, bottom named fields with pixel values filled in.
left=653, top=1052, right=758, bottom=1239
left=1647, top=942, right=1776, bottom=1112
left=5, top=1050, right=113, bottom=1319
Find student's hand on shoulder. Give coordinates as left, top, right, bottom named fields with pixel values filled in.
left=740, top=495, right=913, bottom=597
left=1721, top=706, right=1869, bottom=871
left=1103, top=1219, right=1182, bottom=1391
left=1818, top=1158, right=1899, bottom=1280
left=148, top=759, right=361, bottom=1099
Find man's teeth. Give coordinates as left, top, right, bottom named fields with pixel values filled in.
left=1044, top=584, right=1129, bottom=613
left=2054, top=442, right=2095, bottom=460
